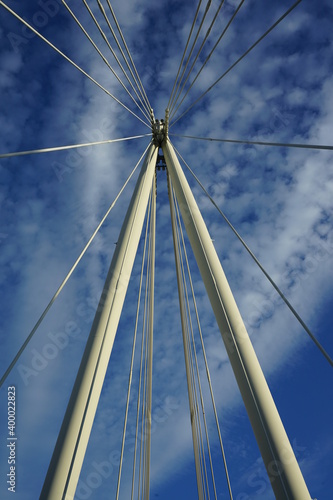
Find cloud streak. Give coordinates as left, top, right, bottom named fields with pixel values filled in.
left=0, top=1, right=332, bottom=499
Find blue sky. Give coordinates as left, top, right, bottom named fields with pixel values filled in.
left=0, top=0, right=332, bottom=498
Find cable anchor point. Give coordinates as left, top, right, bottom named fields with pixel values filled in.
left=152, top=118, right=166, bottom=147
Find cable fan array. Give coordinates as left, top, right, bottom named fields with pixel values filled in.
left=0, top=0, right=332, bottom=499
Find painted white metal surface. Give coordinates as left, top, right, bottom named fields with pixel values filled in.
left=41, top=142, right=158, bottom=500
left=163, top=138, right=312, bottom=500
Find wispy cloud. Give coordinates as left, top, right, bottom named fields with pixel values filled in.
left=0, top=1, right=332, bottom=499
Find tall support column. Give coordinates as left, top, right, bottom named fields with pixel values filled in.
left=162, top=139, right=312, bottom=500
left=168, top=173, right=204, bottom=500
left=41, top=142, right=158, bottom=500
left=143, top=174, right=156, bottom=500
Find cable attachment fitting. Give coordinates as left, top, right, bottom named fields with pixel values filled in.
left=164, top=108, right=169, bottom=138
left=150, top=108, right=155, bottom=128
left=152, top=119, right=166, bottom=147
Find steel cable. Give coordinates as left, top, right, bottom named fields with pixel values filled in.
left=176, top=222, right=209, bottom=500
left=115, top=190, right=151, bottom=500
left=170, top=141, right=290, bottom=497
left=178, top=221, right=216, bottom=499
left=171, top=0, right=302, bottom=127
left=168, top=174, right=206, bottom=499
left=0, top=1, right=150, bottom=128
left=62, top=0, right=151, bottom=122
left=0, top=135, right=151, bottom=160
left=81, top=0, right=151, bottom=123
left=173, top=144, right=333, bottom=369
left=170, top=0, right=245, bottom=120
left=168, top=0, right=203, bottom=111
left=0, top=143, right=151, bottom=388
left=96, top=0, right=152, bottom=117
left=170, top=133, right=333, bottom=151
left=170, top=0, right=214, bottom=116
left=105, top=0, right=152, bottom=114
left=170, top=0, right=226, bottom=117
left=175, top=195, right=233, bottom=499
left=133, top=212, right=151, bottom=500
left=130, top=202, right=151, bottom=499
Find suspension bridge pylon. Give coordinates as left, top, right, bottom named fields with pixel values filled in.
left=162, top=123, right=312, bottom=500
left=40, top=143, right=158, bottom=500
left=1, top=2, right=330, bottom=498
left=40, top=115, right=312, bottom=499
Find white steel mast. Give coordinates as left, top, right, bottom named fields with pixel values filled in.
left=162, top=127, right=312, bottom=500
left=41, top=143, right=158, bottom=499
left=41, top=115, right=313, bottom=499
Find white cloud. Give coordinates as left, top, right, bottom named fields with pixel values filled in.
left=0, top=1, right=332, bottom=499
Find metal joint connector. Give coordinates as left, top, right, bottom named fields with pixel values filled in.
left=152, top=119, right=166, bottom=146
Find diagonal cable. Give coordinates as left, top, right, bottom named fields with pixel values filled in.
left=170, top=0, right=226, bottom=117
left=174, top=196, right=217, bottom=499
left=168, top=173, right=206, bottom=499
left=135, top=208, right=153, bottom=500
left=174, top=194, right=233, bottom=499
left=172, top=188, right=206, bottom=496
left=173, top=144, right=333, bottom=369
left=170, top=143, right=291, bottom=497
left=115, top=192, right=151, bottom=500
left=171, top=0, right=302, bottom=127
left=62, top=0, right=150, bottom=122
left=143, top=176, right=155, bottom=500
left=130, top=199, right=151, bottom=500
left=0, top=135, right=151, bottom=160
left=170, top=0, right=245, bottom=120
left=176, top=220, right=209, bottom=500
left=168, top=0, right=203, bottom=111
left=104, top=0, right=152, bottom=114
left=81, top=0, right=150, bottom=121
left=138, top=235, right=151, bottom=500
left=96, top=0, right=152, bottom=116
left=0, top=143, right=151, bottom=388
left=169, top=134, right=333, bottom=151
left=170, top=0, right=214, bottom=115
left=0, top=1, right=150, bottom=128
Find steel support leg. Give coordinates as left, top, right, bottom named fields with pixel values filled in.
left=163, top=139, right=311, bottom=500
left=41, top=142, right=158, bottom=500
